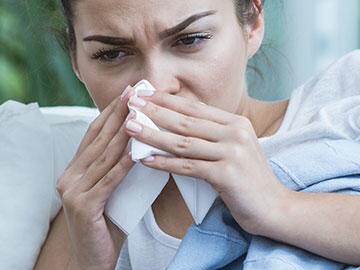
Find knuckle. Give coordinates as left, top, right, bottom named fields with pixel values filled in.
left=88, top=121, right=102, bottom=136
left=100, top=173, right=115, bottom=187
left=232, top=127, right=251, bottom=143
left=182, top=159, right=195, bottom=172
left=175, top=136, right=193, bottom=153
left=92, top=131, right=113, bottom=149
left=56, top=169, right=84, bottom=200
left=62, top=192, right=86, bottom=215
left=61, top=190, right=74, bottom=206
left=229, top=145, right=245, bottom=160
left=94, top=153, right=108, bottom=167
left=56, top=171, right=69, bottom=195
left=56, top=180, right=65, bottom=195
left=92, top=133, right=105, bottom=147
left=232, top=115, right=253, bottom=129
left=179, top=116, right=197, bottom=133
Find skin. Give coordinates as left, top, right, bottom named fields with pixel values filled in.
left=35, top=0, right=360, bottom=269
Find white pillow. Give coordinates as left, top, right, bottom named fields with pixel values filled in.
left=0, top=100, right=98, bottom=270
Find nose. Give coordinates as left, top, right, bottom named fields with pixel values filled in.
left=140, top=55, right=180, bottom=95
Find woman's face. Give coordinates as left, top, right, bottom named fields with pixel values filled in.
left=72, top=0, right=261, bottom=112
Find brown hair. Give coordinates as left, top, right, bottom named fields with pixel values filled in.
left=60, top=0, right=264, bottom=51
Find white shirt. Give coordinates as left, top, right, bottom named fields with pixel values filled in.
left=116, top=208, right=181, bottom=270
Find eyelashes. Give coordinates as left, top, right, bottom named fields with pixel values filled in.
left=91, top=32, right=213, bottom=63
left=173, top=32, right=213, bottom=48
left=91, top=48, right=130, bottom=61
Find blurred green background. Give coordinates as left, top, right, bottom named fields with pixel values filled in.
left=0, top=0, right=93, bottom=107
left=0, top=0, right=359, bottom=107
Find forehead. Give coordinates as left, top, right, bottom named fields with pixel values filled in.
left=74, top=0, right=233, bottom=34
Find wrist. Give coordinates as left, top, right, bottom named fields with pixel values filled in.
left=255, top=186, right=297, bottom=237
left=226, top=180, right=294, bottom=236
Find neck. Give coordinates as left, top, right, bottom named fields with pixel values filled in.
left=240, top=96, right=289, bottom=138
left=151, top=175, right=194, bottom=238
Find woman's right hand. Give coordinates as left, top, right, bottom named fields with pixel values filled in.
left=56, top=89, right=135, bottom=270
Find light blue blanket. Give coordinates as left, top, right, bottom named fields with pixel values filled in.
left=167, top=139, right=360, bottom=269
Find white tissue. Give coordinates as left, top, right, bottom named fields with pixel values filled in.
left=128, top=80, right=169, bottom=161
left=105, top=80, right=217, bottom=235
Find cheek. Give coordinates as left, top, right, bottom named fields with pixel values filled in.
left=83, top=74, right=121, bottom=110
left=187, top=44, right=247, bottom=113
left=206, top=34, right=248, bottom=112
left=76, top=53, right=130, bottom=110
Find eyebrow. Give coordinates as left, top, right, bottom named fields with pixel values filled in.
left=82, top=10, right=217, bottom=46
left=159, top=10, right=217, bottom=39
left=83, top=36, right=134, bottom=46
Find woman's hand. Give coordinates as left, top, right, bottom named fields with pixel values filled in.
left=56, top=91, right=135, bottom=270
left=125, top=91, right=289, bottom=235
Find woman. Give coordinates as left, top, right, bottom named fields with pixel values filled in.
left=35, top=0, right=360, bottom=269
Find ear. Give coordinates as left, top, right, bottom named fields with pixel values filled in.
left=246, top=0, right=265, bottom=59
left=70, top=50, right=83, bottom=82
left=65, top=27, right=84, bottom=82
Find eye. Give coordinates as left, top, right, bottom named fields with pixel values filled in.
left=91, top=48, right=130, bottom=62
left=173, top=33, right=213, bottom=49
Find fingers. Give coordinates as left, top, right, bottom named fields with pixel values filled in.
left=129, top=97, right=227, bottom=142
left=73, top=97, right=119, bottom=160
left=73, top=121, right=134, bottom=192
left=87, top=153, right=134, bottom=203
left=59, top=87, right=133, bottom=194
left=59, top=151, right=134, bottom=211
left=136, top=90, right=237, bottom=125
left=74, top=92, right=131, bottom=170
left=125, top=92, right=254, bottom=163
left=141, top=155, right=216, bottom=183
left=126, top=119, right=225, bottom=160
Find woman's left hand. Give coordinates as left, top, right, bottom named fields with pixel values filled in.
left=125, top=91, right=290, bottom=235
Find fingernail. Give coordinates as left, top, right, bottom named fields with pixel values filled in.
left=126, top=120, right=143, bottom=133
left=143, top=156, right=155, bottom=162
left=137, top=89, right=155, bottom=97
left=120, top=85, right=132, bottom=101
left=129, top=96, right=147, bottom=108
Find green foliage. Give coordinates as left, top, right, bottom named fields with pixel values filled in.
left=0, top=0, right=94, bottom=107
